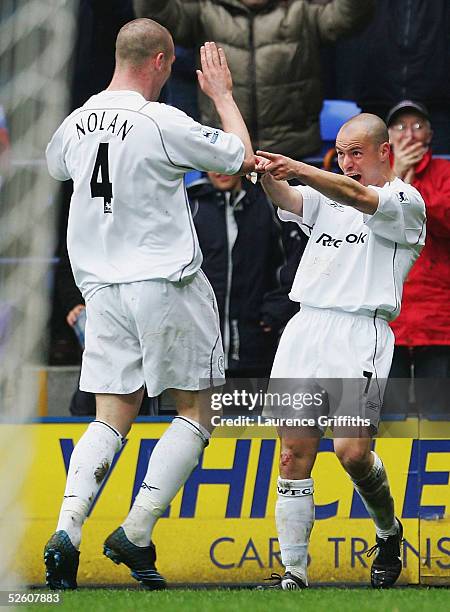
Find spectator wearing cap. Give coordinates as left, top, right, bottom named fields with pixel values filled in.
left=386, top=101, right=450, bottom=415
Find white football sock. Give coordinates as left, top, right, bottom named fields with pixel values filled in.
left=56, top=420, right=123, bottom=549
left=275, top=477, right=314, bottom=585
left=122, top=416, right=209, bottom=546
left=351, top=451, right=397, bottom=539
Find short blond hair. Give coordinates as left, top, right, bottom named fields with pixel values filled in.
left=116, top=18, right=173, bottom=66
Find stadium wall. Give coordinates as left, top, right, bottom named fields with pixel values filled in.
left=7, top=420, right=450, bottom=586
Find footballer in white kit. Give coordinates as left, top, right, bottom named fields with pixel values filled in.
left=256, top=113, right=426, bottom=591
left=269, top=177, right=426, bottom=429
left=46, top=91, right=244, bottom=395
left=43, top=20, right=255, bottom=592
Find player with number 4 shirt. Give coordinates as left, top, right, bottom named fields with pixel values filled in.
left=44, top=18, right=254, bottom=590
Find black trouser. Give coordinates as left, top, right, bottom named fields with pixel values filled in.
left=383, top=346, right=450, bottom=417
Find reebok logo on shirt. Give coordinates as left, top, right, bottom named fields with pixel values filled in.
left=316, top=232, right=367, bottom=248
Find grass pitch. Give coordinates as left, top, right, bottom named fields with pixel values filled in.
left=24, top=587, right=449, bottom=612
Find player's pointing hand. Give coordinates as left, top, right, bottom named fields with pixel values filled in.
left=254, top=155, right=272, bottom=174
left=256, top=150, right=301, bottom=181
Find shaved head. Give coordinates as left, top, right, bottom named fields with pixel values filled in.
left=338, top=113, right=389, bottom=147
left=335, top=113, right=394, bottom=187
left=116, top=18, right=173, bottom=67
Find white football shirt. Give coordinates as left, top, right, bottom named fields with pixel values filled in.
left=278, top=178, right=426, bottom=321
left=46, top=90, right=245, bottom=300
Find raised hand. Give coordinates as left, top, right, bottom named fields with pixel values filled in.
left=256, top=150, right=300, bottom=180
left=196, top=42, right=233, bottom=102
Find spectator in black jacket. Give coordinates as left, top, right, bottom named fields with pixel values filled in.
left=325, top=0, right=450, bottom=153
left=71, top=0, right=135, bottom=110
left=189, top=174, right=290, bottom=377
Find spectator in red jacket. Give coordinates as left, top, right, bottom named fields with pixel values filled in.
left=386, top=101, right=450, bottom=416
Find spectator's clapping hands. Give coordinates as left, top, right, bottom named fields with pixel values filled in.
left=196, top=42, right=233, bottom=102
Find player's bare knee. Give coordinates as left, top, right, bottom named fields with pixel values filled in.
left=95, top=412, right=133, bottom=438
left=335, top=444, right=371, bottom=477
left=95, top=390, right=142, bottom=437
left=280, top=448, right=295, bottom=467
left=279, top=441, right=313, bottom=478
left=279, top=451, right=298, bottom=479
left=172, top=388, right=216, bottom=432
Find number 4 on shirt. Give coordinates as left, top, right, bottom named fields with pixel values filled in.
left=90, top=142, right=113, bottom=213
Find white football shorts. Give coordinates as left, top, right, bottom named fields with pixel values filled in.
left=80, top=271, right=225, bottom=396
left=266, top=305, right=395, bottom=432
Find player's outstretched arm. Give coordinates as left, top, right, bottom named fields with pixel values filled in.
left=257, top=150, right=378, bottom=214
left=197, top=42, right=254, bottom=175
left=255, top=155, right=303, bottom=215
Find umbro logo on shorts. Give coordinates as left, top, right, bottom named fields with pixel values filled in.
left=218, top=355, right=224, bottom=375
left=316, top=232, right=367, bottom=248
left=366, top=400, right=381, bottom=412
